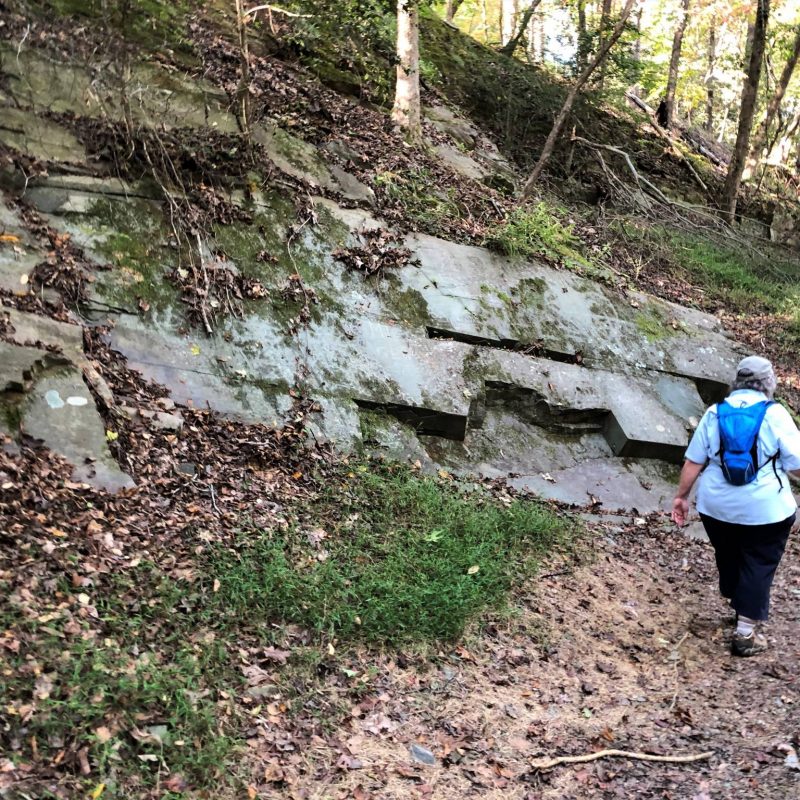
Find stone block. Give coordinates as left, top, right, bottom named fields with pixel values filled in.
left=21, top=366, right=133, bottom=492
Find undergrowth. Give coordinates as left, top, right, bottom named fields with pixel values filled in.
left=1, top=462, right=578, bottom=796
left=485, top=203, right=612, bottom=281
left=616, top=219, right=800, bottom=345
left=374, top=167, right=462, bottom=230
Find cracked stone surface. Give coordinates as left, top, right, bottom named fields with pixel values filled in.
left=1, top=312, right=132, bottom=492
left=16, top=184, right=747, bottom=509
left=0, top=42, right=751, bottom=510
left=21, top=366, right=134, bottom=492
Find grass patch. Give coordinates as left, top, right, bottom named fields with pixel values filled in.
left=210, top=463, right=576, bottom=644
left=485, top=204, right=611, bottom=280
left=613, top=218, right=800, bottom=347
left=669, top=230, right=799, bottom=309
left=654, top=225, right=800, bottom=344
left=2, top=462, right=578, bottom=795
left=375, top=167, right=462, bottom=230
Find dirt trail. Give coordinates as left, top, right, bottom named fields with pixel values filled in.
left=261, top=519, right=800, bottom=799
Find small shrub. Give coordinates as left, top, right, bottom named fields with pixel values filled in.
left=375, top=168, right=461, bottom=228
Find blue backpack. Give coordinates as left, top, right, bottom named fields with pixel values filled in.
left=717, top=399, right=774, bottom=485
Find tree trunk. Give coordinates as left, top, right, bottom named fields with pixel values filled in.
left=705, top=23, right=717, bottom=131
left=664, top=0, right=691, bottom=127
left=392, top=0, right=422, bottom=142
left=444, top=0, right=463, bottom=23
left=721, top=0, right=769, bottom=222
left=234, top=0, right=251, bottom=138
left=527, top=10, right=539, bottom=62
left=633, top=5, right=642, bottom=62
left=522, top=0, right=638, bottom=194
left=501, top=0, right=518, bottom=46
left=596, top=0, right=614, bottom=88
left=576, top=0, right=588, bottom=70
left=718, top=102, right=730, bottom=141
left=500, top=0, right=542, bottom=56
left=744, top=24, right=800, bottom=178
left=538, top=9, right=546, bottom=60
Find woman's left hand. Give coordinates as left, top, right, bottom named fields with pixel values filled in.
left=671, top=497, right=689, bottom=527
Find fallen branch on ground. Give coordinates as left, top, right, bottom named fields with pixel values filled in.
left=624, top=91, right=710, bottom=196
left=244, top=4, right=312, bottom=17
left=571, top=135, right=769, bottom=257
left=531, top=748, right=714, bottom=771
left=572, top=135, right=674, bottom=206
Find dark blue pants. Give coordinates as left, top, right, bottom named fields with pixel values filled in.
left=700, top=513, right=794, bottom=621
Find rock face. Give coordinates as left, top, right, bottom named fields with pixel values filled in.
left=0, top=41, right=749, bottom=512
left=0, top=309, right=133, bottom=492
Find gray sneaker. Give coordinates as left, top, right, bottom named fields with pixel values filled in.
left=731, top=631, right=767, bottom=657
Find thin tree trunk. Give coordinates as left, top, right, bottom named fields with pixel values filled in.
left=705, top=23, right=717, bottom=131
left=744, top=24, right=800, bottom=178
left=633, top=6, right=642, bottom=62
left=444, top=0, right=463, bottom=23
left=721, top=0, right=769, bottom=222
left=522, top=0, right=638, bottom=194
left=500, top=0, right=542, bottom=56
left=771, top=108, right=800, bottom=165
left=501, top=0, right=518, bottom=45
left=527, top=10, right=538, bottom=62
left=718, top=102, right=730, bottom=141
left=596, top=0, right=614, bottom=88
left=577, top=0, right=588, bottom=71
left=392, top=0, right=422, bottom=142
left=234, top=0, right=251, bottom=138
left=664, top=0, right=691, bottom=127
left=539, top=9, right=546, bottom=60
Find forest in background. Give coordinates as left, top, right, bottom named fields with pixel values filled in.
left=435, top=0, right=800, bottom=215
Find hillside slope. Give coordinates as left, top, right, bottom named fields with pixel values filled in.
left=2, top=2, right=800, bottom=798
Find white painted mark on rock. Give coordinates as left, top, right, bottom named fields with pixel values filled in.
left=44, top=390, right=64, bottom=409
left=66, top=396, right=89, bottom=407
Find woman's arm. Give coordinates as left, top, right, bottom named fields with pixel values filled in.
left=671, top=459, right=705, bottom=527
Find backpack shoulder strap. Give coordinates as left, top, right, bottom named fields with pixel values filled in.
left=758, top=401, right=785, bottom=491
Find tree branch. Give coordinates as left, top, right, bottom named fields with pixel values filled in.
left=521, top=0, right=638, bottom=194
left=532, top=748, right=714, bottom=771
left=499, top=0, right=542, bottom=56
left=244, top=4, right=311, bottom=18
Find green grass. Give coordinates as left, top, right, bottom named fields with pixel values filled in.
left=1, top=462, right=577, bottom=796
left=209, top=463, right=575, bottom=643
left=485, top=203, right=611, bottom=280
left=375, top=167, right=462, bottom=230
left=659, top=226, right=800, bottom=344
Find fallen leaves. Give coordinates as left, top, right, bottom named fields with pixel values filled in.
left=333, top=228, right=415, bottom=278
left=262, top=647, right=291, bottom=665
left=94, top=726, right=113, bottom=744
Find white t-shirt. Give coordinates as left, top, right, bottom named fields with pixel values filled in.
left=685, top=389, right=800, bottom=524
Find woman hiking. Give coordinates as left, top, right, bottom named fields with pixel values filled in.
left=672, top=355, right=800, bottom=656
